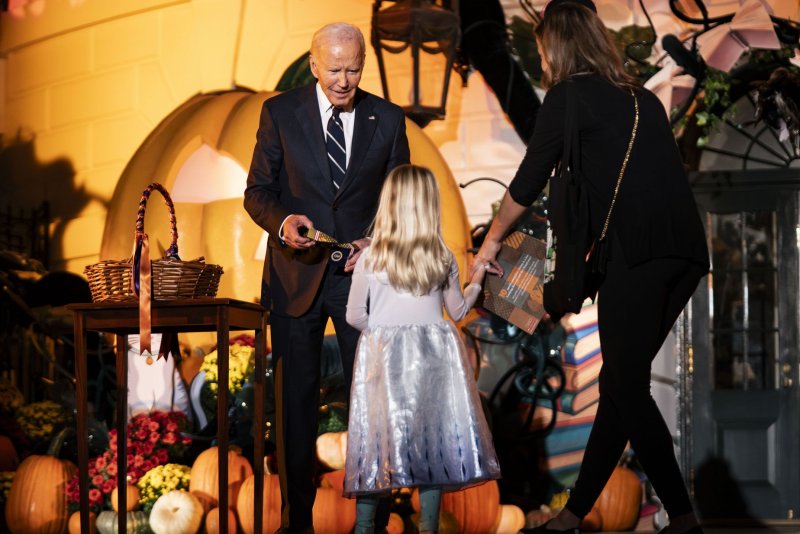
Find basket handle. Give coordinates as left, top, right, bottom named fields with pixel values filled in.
left=132, top=183, right=181, bottom=296
left=136, top=182, right=180, bottom=259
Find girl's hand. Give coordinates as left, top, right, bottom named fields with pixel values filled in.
left=470, top=239, right=503, bottom=279
left=470, top=261, right=489, bottom=286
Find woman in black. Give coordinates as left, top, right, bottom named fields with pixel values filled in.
left=473, top=2, right=708, bottom=534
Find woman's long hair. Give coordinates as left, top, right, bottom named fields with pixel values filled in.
left=368, top=164, right=451, bottom=295
left=535, top=2, right=638, bottom=90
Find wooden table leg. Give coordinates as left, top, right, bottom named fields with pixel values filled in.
left=253, top=313, right=267, bottom=533
left=217, top=308, right=230, bottom=533
left=73, top=312, right=90, bottom=534
left=115, top=334, right=127, bottom=532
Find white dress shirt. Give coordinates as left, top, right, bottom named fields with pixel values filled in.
left=316, top=82, right=355, bottom=168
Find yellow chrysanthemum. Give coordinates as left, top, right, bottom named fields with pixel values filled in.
left=136, top=463, right=191, bottom=513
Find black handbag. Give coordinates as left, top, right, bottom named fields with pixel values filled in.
left=543, top=84, right=639, bottom=321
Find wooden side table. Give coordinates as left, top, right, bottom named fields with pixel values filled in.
left=68, top=298, right=268, bottom=534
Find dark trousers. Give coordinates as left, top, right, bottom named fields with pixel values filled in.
left=269, top=265, right=360, bottom=530
left=566, top=243, right=706, bottom=519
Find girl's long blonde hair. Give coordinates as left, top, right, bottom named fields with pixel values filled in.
left=535, top=2, right=638, bottom=90
left=368, top=164, right=451, bottom=295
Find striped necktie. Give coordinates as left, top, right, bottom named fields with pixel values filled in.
left=326, top=107, right=347, bottom=191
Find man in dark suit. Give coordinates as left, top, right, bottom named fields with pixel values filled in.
left=244, top=22, right=410, bottom=533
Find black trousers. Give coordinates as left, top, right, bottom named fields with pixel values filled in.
left=566, top=241, right=706, bottom=519
left=269, top=265, right=361, bottom=530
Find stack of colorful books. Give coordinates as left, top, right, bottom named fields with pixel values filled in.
left=541, top=304, right=603, bottom=488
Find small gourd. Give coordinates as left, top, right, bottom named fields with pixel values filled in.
left=315, top=431, right=348, bottom=470
left=205, top=507, right=237, bottom=534
left=68, top=511, right=97, bottom=534
left=111, top=483, right=141, bottom=512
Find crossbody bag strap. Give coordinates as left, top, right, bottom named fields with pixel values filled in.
left=599, top=89, right=639, bottom=241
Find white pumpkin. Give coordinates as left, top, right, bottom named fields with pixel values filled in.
left=316, top=431, right=348, bottom=470
left=148, top=490, right=203, bottom=534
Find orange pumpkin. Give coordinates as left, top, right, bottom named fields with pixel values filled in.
left=0, top=436, right=18, bottom=471
left=591, top=466, right=642, bottom=531
left=206, top=507, right=237, bottom=534
left=581, top=507, right=603, bottom=532
left=386, top=512, right=404, bottom=534
left=5, top=454, right=76, bottom=534
left=111, top=483, right=141, bottom=512
left=235, top=471, right=281, bottom=534
left=319, top=469, right=345, bottom=493
left=312, top=487, right=355, bottom=534
left=412, top=480, right=501, bottom=534
left=68, top=511, right=97, bottom=534
left=491, top=504, right=526, bottom=534
left=189, top=446, right=253, bottom=513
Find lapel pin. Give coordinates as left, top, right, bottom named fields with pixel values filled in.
left=369, top=115, right=376, bottom=120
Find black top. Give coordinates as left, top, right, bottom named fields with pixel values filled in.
left=508, top=74, right=709, bottom=268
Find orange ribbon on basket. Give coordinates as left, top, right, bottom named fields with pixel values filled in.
left=131, top=233, right=155, bottom=364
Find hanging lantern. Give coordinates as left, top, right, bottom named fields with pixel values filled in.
left=371, top=0, right=461, bottom=127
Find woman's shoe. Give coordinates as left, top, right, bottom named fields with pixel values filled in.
left=519, top=523, right=580, bottom=534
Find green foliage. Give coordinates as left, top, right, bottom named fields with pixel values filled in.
left=275, top=52, right=315, bottom=92
left=696, top=68, right=734, bottom=147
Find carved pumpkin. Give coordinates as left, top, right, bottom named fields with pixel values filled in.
left=205, top=507, right=237, bottom=534
left=412, top=480, right=501, bottom=534
left=316, top=431, right=348, bottom=470
left=68, top=511, right=97, bottom=534
left=111, top=483, right=141, bottom=512
left=591, top=466, right=642, bottom=531
left=189, top=447, right=253, bottom=513
left=490, top=504, right=526, bottom=534
left=148, top=490, right=203, bottom=534
left=5, top=454, right=75, bottom=534
left=235, top=471, right=281, bottom=534
left=311, top=487, right=355, bottom=534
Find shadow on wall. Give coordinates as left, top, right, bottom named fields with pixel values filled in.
left=0, top=133, right=108, bottom=267
left=694, top=455, right=769, bottom=527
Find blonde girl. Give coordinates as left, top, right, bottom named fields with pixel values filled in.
left=344, top=164, right=501, bottom=533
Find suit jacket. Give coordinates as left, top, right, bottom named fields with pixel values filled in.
left=244, top=84, right=410, bottom=316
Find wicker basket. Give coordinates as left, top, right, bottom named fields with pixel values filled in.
left=85, top=183, right=223, bottom=303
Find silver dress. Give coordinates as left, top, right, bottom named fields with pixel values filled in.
left=343, top=250, right=501, bottom=496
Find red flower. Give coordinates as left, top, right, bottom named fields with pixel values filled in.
left=92, top=474, right=105, bottom=486
left=101, top=479, right=115, bottom=494
left=148, top=421, right=160, bottom=432
left=163, top=432, right=176, bottom=445
left=105, top=461, right=117, bottom=477
left=88, top=489, right=102, bottom=503
left=149, top=432, right=159, bottom=443
left=95, top=456, right=106, bottom=469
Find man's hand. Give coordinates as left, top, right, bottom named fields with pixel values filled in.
left=344, top=237, right=371, bottom=272
left=282, top=214, right=316, bottom=249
